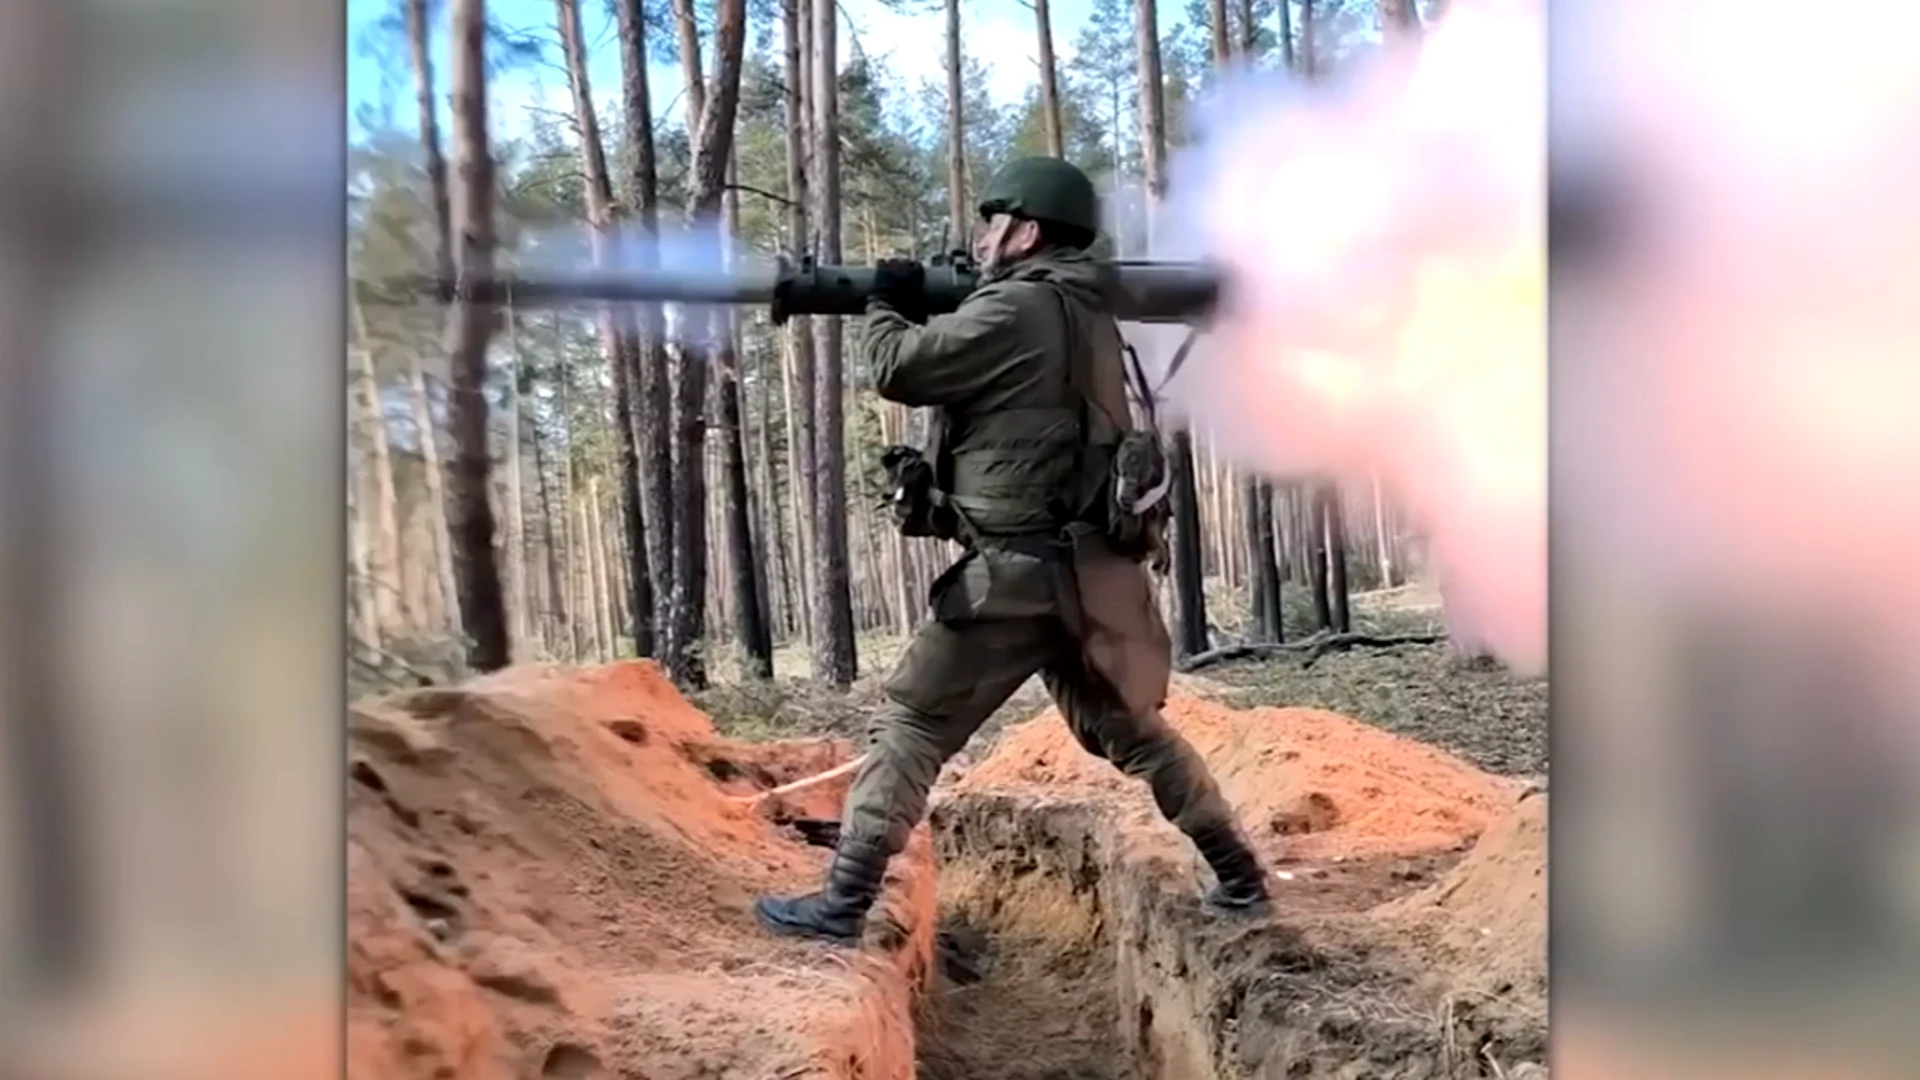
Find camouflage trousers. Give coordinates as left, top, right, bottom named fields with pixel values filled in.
left=838, top=613, right=1238, bottom=857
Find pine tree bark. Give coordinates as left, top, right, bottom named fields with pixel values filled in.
left=1134, top=0, right=1168, bottom=205
left=671, top=0, right=707, bottom=125
left=1307, top=480, right=1332, bottom=630
left=719, top=157, right=773, bottom=679
left=1371, top=472, right=1394, bottom=589
left=405, top=0, right=453, bottom=287
left=531, top=400, right=568, bottom=654
left=944, top=0, right=969, bottom=251
left=1243, top=474, right=1280, bottom=641
left=1300, top=0, right=1318, bottom=78
left=1278, top=0, right=1295, bottom=70
left=404, top=0, right=462, bottom=638
left=782, top=0, right=818, bottom=644
left=1135, top=0, right=1202, bottom=655
left=616, top=0, right=676, bottom=648
left=1322, top=483, right=1352, bottom=633
left=1238, top=0, right=1257, bottom=54
left=756, top=320, right=794, bottom=641
left=661, top=0, right=749, bottom=687
left=810, top=0, right=859, bottom=686
left=587, top=474, right=615, bottom=657
left=558, top=0, right=652, bottom=657
left=1254, top=481, right=1282, bottom=639
left=348, top=330, right=407, bottom=635
left=1035, top=0, right=1065, bottom=157
left=442, top=0, right=510, bottom=672
left=1208, top=0, right=1232, bottom=67
left=503, top=311, right=530, bottom=650
left=782, top=329, right=815, bottom=642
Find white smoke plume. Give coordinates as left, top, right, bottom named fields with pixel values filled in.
left=1114, top=0, right=1546, bottom=672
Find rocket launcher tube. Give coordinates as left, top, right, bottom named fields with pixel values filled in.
left=402, top=255, right=1223, bottom=325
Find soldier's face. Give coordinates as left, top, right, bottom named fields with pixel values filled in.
left=974, top=213, right=1041, bottom=272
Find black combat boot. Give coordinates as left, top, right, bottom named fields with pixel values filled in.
left=753, top=841, right=890, bottom=945
left=1191, top=823, right=1272, bottom=913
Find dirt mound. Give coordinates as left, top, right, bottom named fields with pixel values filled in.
left=346, top=662, right=938, bottom=1080
left=957, top=696, right=1524, bottom=861
left=1382, top=789, right=1549, bottom=1001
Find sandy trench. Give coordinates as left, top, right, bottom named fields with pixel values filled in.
left=346, top=662, right=1547, bottom=1080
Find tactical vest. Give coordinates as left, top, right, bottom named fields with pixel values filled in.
left=932, top=279, right=1123, bottom=545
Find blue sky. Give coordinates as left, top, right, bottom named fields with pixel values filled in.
left=347, top=0, right=1101, bottom=146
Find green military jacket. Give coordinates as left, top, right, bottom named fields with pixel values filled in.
left=863, top=248, right=1175, bottom=712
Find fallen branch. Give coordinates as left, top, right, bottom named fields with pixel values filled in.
left=734, top=755, right=868, bottom=809
left=1176, top=631, right=1446, bottom=674
left=348, top=637, right=441, bottom=687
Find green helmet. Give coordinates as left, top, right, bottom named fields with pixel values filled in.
left=977, top=156, right=1101, bottom=237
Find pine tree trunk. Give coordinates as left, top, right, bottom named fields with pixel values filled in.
left=1242, top=474, right=1276, bottom=641
left=442, top=0, right=509, bottom=672
left=405, top=0, right=453, bottom=288
left=1168, top=432, right=1208, bottom=656
left=782, top=328, right=815, bottom=644
left=559, top=0, right=652, bottom=657
left=1238, top=0, right=1257, bottom=54
left=349, top=339, right=407, bottom=635
left=616, top=0, right=675, bottom=649
left=587, top=475, right=615, bottom=658
left=348, top=460, right=381, bottom=656
left=404, top=0, right=462, bottom=639
left=719, top=161, right=772, bottom=678
left=1300, top=0, right=1317, bottom=78
left=1322, top=482, right=1352, bottom=633
left=1035, top=0, right=1065, bottom=157
left=943, top=0, right=968, bottom=252
left=1371, top=473, right=1394, bottom=589
left=810, top=0, right=859, bottom=686
left=1254, top=481, right=1282, bottom=640
left=1135, top=0, right=1199, bottom=655
left=531, top=404, right=568, bottom=655
left=1307, top=480, right=1332, bottom=630
left=1208, top=0, right=1232, bottom=67
left=1278, top=0, right=1295, bottom=70
left=756, top=319, right=794, bottom=643
left=661, top=0, right=748, bottom=688
left=782, top=0, right=817, bottom=647
left=503, top=311, right=530, bottom=651
left=671, top=0, right=707, bottom=126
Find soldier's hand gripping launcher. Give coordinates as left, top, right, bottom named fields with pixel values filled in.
left=401, top=252, right=1224, bottom=325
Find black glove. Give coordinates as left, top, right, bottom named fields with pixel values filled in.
left=871, top=258, right=926, bottom=322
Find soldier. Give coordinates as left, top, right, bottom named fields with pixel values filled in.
left=754, top=156, right=1272, bottom=945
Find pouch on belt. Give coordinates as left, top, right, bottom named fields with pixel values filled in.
left=1063, top=527, right=1173, bottom=716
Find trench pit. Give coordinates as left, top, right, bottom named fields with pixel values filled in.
left=911, top=792, right=1547, bottom=1080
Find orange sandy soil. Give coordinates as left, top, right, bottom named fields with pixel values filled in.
left=349, top=669, right=1546, bottom=1080
left=955, top=696, right=1527, bottom=861
left=346, top=663, right=937, bottom=1080
left=954, top=696, right=1546, bottom=989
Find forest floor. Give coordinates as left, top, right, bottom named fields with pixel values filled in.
left=348, top=584, right=1548, bottom=1079
left=698, top=583, right=1548, bottom=779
